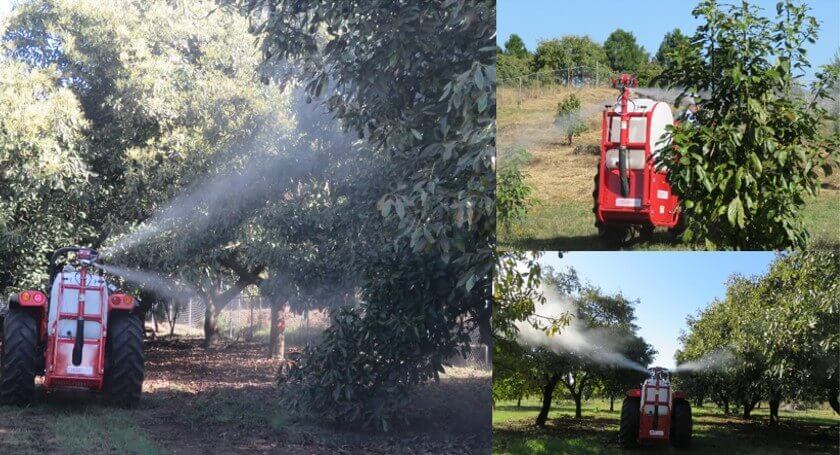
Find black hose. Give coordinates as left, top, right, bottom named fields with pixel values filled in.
left=619, top=146, right=630, bottom=197
left=72, top=318, right=84, bottom=366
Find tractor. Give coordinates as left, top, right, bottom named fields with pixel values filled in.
left=0, top=247, right=144, bottom=407
left=620, top=367, right=692, bottom=448
left=593, top=74, right=683, bottom=246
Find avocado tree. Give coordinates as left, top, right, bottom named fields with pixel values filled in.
left=0, top=61, right=92, bottom=294
left=224, top=0, right=496, bottom=430
left=657, top=0, right=838, bottom=249
left=677, top=251, right=840, bottom=424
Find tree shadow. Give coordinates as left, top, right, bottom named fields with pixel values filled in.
left=500, top=231, right=683, bottom=251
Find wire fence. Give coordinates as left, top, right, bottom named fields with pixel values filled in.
left=499, top=65, right=613, bottom=103
left=145, top=295, right=491, bottom=369
left=147, top=295, right=327, bottom=347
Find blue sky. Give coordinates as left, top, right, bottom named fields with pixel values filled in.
left=498, top=0, right=839, bottom=81
left=539, top=251, right=777, bottom=369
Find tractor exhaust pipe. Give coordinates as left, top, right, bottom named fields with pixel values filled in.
left=72, top=318, right=84, bottom=365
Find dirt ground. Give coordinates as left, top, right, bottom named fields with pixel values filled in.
left=497, top=86, right=840, bottom=250
left=0, top=337, right=491, bottom=454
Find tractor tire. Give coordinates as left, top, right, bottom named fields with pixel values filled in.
left=619, top=396, right=640, bottom=448
left=671, top=398, right=692, bottom=448
left=669, top=212, right=687, bottom=240
left=0, top=307, right=38, bottom=406
left=592, top=171, right=603, bottom=232
left=103, top=312, right=144, bottom=408
left=640, top=225, right=655, bottom=242
left=600, top=225, right=632, bottom=248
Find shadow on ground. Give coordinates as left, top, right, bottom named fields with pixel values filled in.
left=0, top=338, right=490, bottom=454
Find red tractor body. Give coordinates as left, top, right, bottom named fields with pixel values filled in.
left=594, top=74, right=682, bottom=245
left=1, top=247, right=144, bottom=406
left=620, top=367, right=692, bottom=448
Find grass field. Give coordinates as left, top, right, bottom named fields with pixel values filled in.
left=0, top=336, right=491, bottom=454
left=493, top=397, right=839, bottom=454
left=497, top=86, right=840, bottom=251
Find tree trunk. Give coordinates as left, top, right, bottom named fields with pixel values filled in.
left=267, top=299, right=287, bottom=359
left=829, top=382, right=839, bottom=415
left=610, top=395, right=614, bottom=412
left=769, top=396, right=781, bottom=426
left=517, top=396, right=522, bottom=408
left=573, top=393, right=582, bottom=418
left=536, top=374, right=560, bottom=427
left=742, top=398, right=759, bottom=420
left=694, top=396, right=703, bottom=408
left=723, top=398, right=729, bottom=415
left=203, top=299, right=218, bottom=347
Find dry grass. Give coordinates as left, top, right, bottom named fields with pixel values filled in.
left=497, top=86, right=840, bottom=250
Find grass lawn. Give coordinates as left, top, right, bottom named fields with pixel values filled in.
left=493, top=397, right=839, bottom=454
left=497, top=86, right=840, bottom=251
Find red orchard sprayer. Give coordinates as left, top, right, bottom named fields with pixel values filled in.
left=593, top=74, right=683, bottom=246
left=619, top=367, right=692, bottom=449
left=0, top=247, right=144, bottom=407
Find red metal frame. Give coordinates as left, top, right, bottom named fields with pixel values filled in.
left=596, top=74, right=681, bottom=229
left=637, top=378, right=672, bottom=443
left=43, top=264, right=110, bottom=391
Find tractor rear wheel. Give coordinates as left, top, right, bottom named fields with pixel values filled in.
left=0, top=307, right=39, bottom=406
left=669, top=211, right=687, bottom=240
left=671, top=398, right=692, bottom=448
left=592, top=171, right=603, bottom=232
left=103, top=312, right=144, bottom=408
left=619, top=396, right=640, bottom=448
left=600, top=225, right=632, bottom=248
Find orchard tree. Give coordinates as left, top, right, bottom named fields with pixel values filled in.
left=504, top=34, right=530, bottom=59
left=757, top=250, right=840, bottom=421
left=657, top=0, right=838, bottom=249
left=655, top=28, right=692, bottom=68
left=597, top=334, right=655, bottom=411
left=497, top=53, right=533, bottom=82
left=0, top=61, right=92, bottom=295
left=603, top=29, right=649, bottom=73
left=532, top=36, right=608, bottom=74
left=224, top=0, right=495, bottom=431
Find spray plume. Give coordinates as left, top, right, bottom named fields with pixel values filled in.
left=672, top=349, right=734, bottom=373
left=514, top=285, right=648, bottom=373
left=93, top=263, right=196, bottom=301
left=102, top=90, right=354, bottom=259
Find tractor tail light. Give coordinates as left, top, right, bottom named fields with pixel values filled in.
left=19, top=290, right=46, bottom=305
left=110, top=294, right=135, bottom=308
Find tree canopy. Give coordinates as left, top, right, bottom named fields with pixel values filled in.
left=657, top=0, right=838, bottom=249
left=603, top=28, right=649, bottom=73
left=676, top=250, right=839, bottom=423
left=504, top=34, right=530, bottom=59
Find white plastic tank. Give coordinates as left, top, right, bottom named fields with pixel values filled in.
left=605, top=98, right=674, bottom=170
left=48, top=269, right=108, bottom=339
